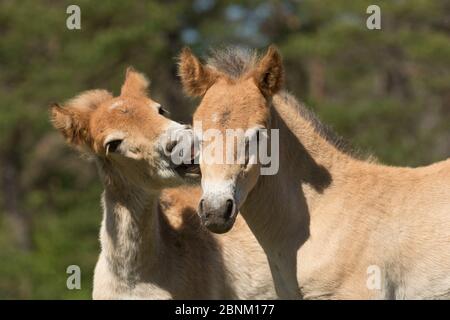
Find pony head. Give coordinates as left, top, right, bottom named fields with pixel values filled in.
left=178, top=46, right=283, bottom=233
left=51, top=67, right=199, bottom=192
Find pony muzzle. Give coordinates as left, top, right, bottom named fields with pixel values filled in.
left=198, top=197, right=237, bottom=233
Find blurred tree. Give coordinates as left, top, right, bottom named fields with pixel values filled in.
left=278, top=0, right=450, bottom=164
left=0, top=0, right=448, bottom=298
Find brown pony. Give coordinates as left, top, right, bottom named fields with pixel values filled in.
left=51, top=67, right=275, bottom=299
left=179, top=46, right=450, bottom=299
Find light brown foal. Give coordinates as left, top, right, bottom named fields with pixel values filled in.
left=51, top=68, right=275, bottom=299
left=179, top=46, right=450, bottom=299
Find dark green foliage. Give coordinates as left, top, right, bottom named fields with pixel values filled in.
left=0, top=0, right=448, bottom=299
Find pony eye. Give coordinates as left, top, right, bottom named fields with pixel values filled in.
left=244, top=137, right=251, bottom=165
left=244, top=129, right=262, bottom=166
left=158, top=105, right=169, bottom=116
left=245, top=142, right=250, bottom=165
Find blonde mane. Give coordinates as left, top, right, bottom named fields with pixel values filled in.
left=206, top=46, right=259, bottom=79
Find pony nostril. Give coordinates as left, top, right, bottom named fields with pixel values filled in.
left=224, top=199, right=234, bottom=220
left=105, top=139, right=123, bottom=154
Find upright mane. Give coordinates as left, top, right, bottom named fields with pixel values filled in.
left=276, top=91, right=369, bottom=160
left=206, top=46, right=259, bottom=79
left=206, top=46, right=370, bottom=160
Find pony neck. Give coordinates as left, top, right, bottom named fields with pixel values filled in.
left=241, top=92, right=354, bottom=251
left=98, top=167, right=163, bottom=284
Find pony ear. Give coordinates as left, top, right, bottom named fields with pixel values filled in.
left=253, top=45, right=284, bottom=98
left=178, top=47, right=218, bottom=97
left=120, top=67, right=150, bottom=97
left=50, top=89, right=112, bottom=147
